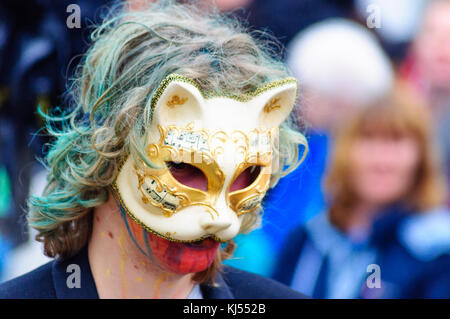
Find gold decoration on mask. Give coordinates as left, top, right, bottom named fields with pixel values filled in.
left=231, top=130, right=249, bottom=162
left=227, top=162, right=272, bottom=216
left=166, top=95, right=188, bottom=108
left=129, top=122, right=277, bottom=219
left=225, top=127, right=276, bottom=215
left=134, top=123, right=224, bottom=218
left=135, top=166, right=190, bottom=217
left=208, top=130, right=228, bottom=158
left=263, top=97, right=281, bottom=113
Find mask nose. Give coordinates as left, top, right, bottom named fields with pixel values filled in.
left=200, top=217, right=232, bottom=234
left=200, top=206, right=233, bottom=234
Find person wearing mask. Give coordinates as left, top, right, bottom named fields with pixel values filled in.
left=0, top=1, right=308, bottom=299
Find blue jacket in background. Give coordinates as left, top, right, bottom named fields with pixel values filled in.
left=272, top=206, right=450, bottom=298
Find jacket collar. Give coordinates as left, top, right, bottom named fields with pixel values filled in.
left=51, top=245, right=235, bottom=299
left=199, top=269, right=235, bottom=299
left=52, top=245, right=99, bottom=299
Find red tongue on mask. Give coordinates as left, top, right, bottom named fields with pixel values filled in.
left=147, top=232, right=220, bottom=274
left=123, top=204, right=220, bottom=274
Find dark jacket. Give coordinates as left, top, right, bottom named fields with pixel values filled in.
left=0, top=245, right=307, bottom=299
left=272, top=207, right=450, bottom=299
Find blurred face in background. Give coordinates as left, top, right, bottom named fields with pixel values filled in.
left=414, top=0, right=450, bottom=91
left=326, top=85, right=446, bottom=229
left=302, top=88, right=359, bottom=133
left=348, top=135, right=420, bottom=206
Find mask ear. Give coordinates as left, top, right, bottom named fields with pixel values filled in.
left=253, top=78, right=298, bottom=129
left=152, top=75, right=205, bottom=127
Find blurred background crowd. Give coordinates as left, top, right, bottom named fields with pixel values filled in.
left=0, top=0, right=449, bottom=298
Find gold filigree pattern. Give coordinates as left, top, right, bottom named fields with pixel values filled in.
left=153, top=123, right=276, bottom=216
left=226, top=161, right=272, bottom=216
left=141, top=123, right=274, bottom=217
left=131, top=123, right=225, bottom=218
left=264, top=97, right=281, bottom=113
left=135, top=166, right=189, bottom=217
left=120, top=122, right=278, bottom=219
left=166, top=95, right=188, bottom=108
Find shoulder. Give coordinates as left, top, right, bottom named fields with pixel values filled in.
left=220, top=266, right=309, bottom=299
left=0, top=260, right=56, bottom=299
left=398, top=207, right=450, bottom=262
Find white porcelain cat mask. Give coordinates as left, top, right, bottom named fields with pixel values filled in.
left=112, top=74, right=298, bottom=243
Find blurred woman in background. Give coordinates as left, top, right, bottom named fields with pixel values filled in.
left=273, top=83, right=450, bottom=298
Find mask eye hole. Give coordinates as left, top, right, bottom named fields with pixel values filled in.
left=229, top=165, right=261, bottom=192
left=166, top=161, right=208, bottom=191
